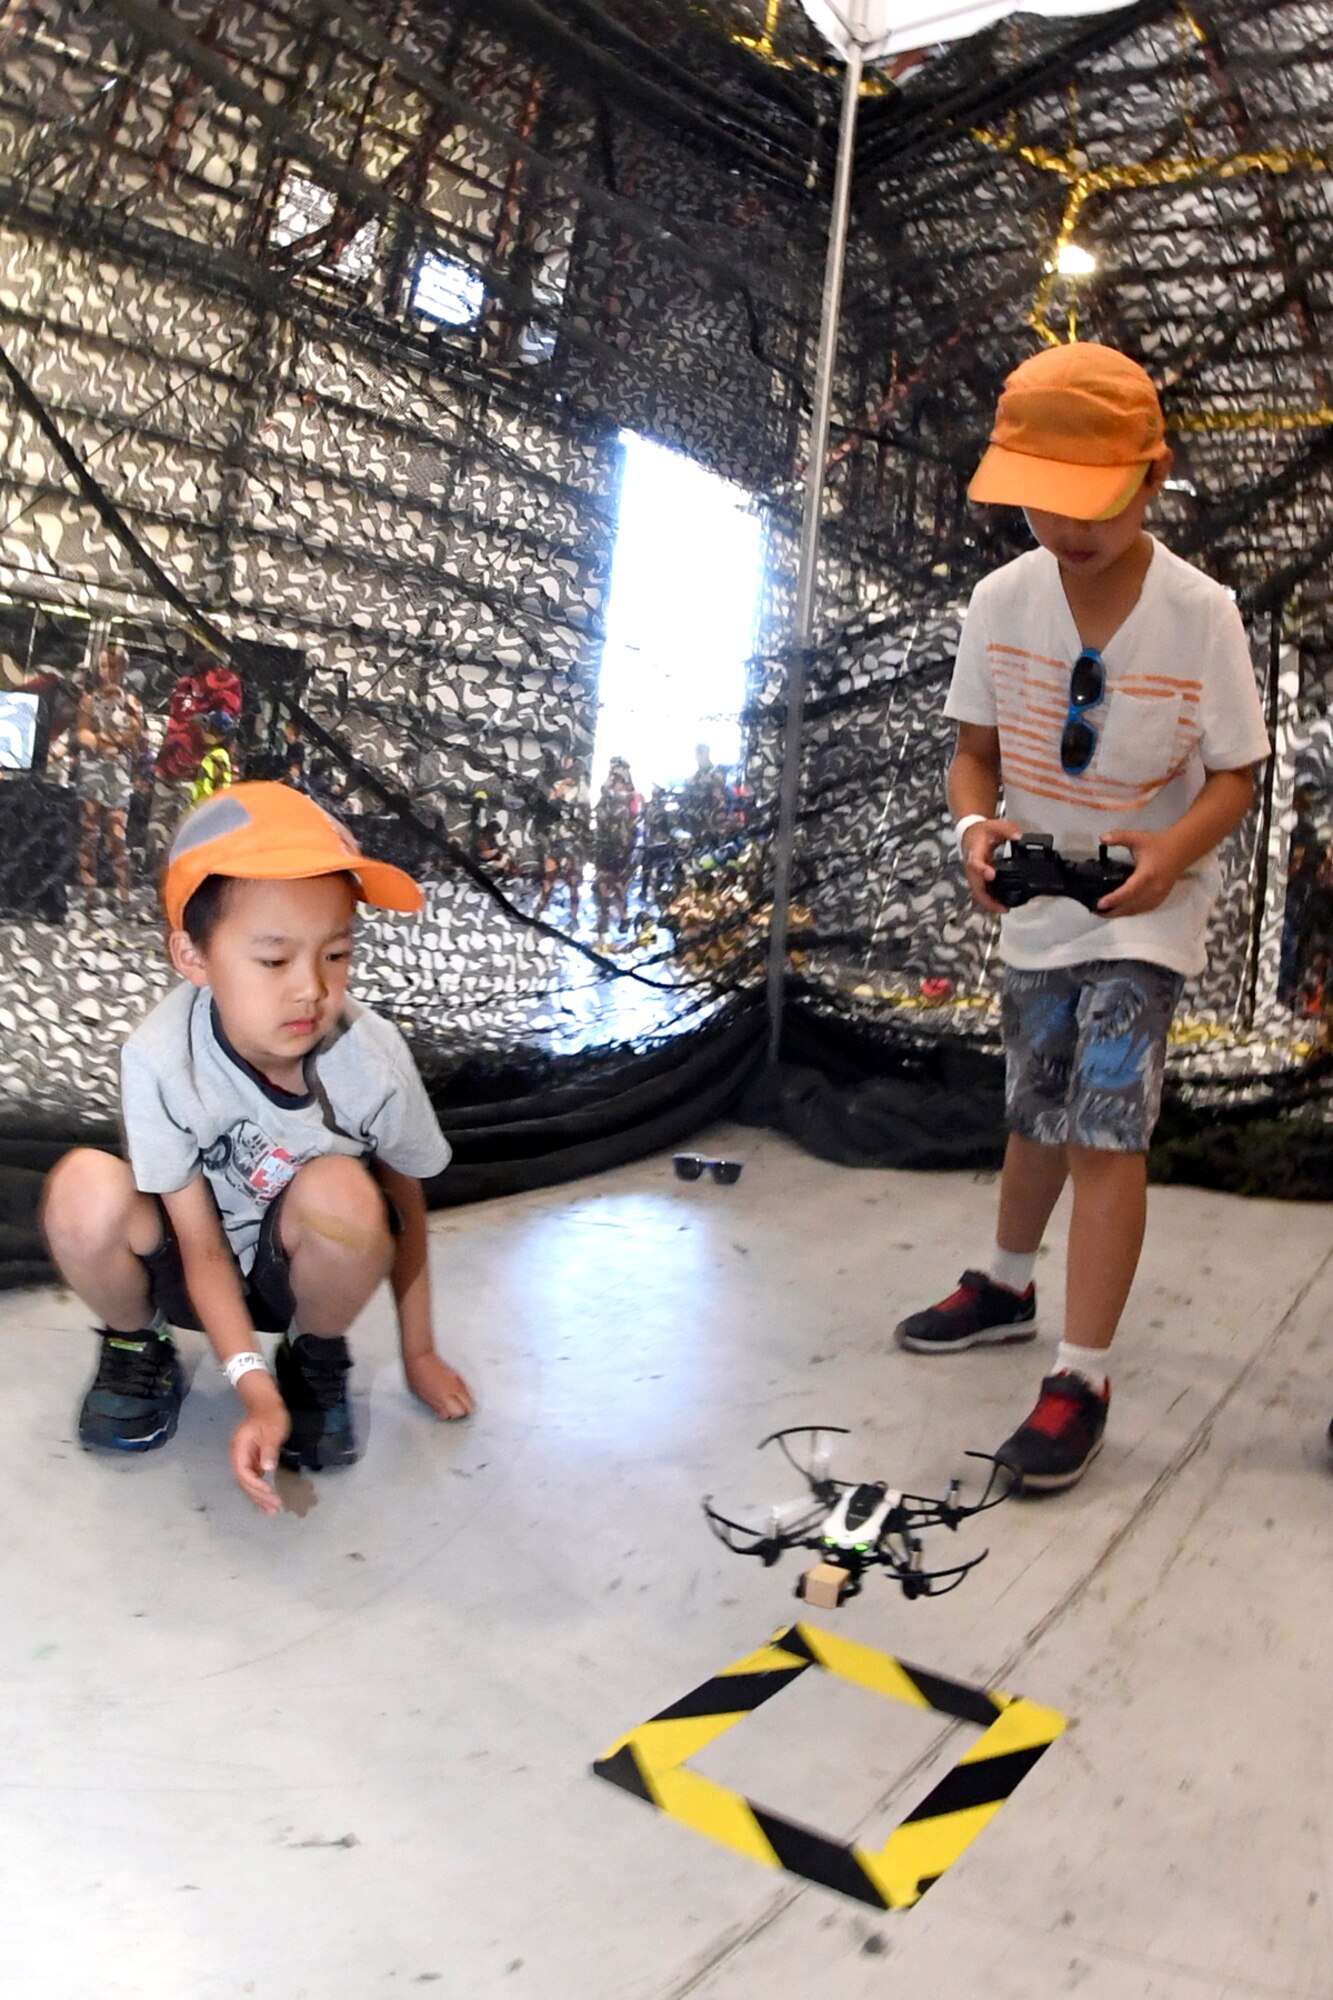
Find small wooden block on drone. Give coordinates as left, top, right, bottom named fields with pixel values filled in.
left=798, top=1562, right=851, bottom=1609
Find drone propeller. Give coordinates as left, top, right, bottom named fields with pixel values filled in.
left=702, top=1498, right=778, bottom=1563
left=702, top=1496, right=827, bottom=1566
left=959, top=1451, right=1018, bottom=1513
left=894, top=1546, right=991, bottom=1599
left=758, top=1425, right=851, bottom=1501
left=896, top=1452, right=1017, bottom=1530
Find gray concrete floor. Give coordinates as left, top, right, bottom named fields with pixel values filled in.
left=2, top=1123, right=1330, bottom=2000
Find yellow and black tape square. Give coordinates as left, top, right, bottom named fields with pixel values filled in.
left=593, top=1620, right=1065, bottom=1911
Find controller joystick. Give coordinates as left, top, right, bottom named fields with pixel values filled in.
left=1062, top=845, right=1135, bottom=910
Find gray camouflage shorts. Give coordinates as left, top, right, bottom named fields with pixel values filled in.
left=76, top=755, right=133, bottom=813
left=1001, top=959, right=1184, bottom=1153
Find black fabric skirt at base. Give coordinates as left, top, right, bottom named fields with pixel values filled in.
left=7, top=996, right=1330, bottom=1293
left=738, top=1003, right=1007, bottom=1174
left=740, top=999, right=1333, bottom=1200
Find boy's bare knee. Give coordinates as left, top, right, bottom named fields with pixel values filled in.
left=43, top=1149, right=134, bottom=1241
left=283, top=1156, right=391, bottom=1263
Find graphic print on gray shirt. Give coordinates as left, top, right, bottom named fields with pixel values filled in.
left=120, top=983, right=451, bottom=1272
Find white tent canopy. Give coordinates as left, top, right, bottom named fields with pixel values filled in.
left=799, top=0, right=1134, bottom=62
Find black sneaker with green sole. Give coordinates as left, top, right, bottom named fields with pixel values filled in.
left=78, top=1329, right=185, bottom=1451
left=275, top=1333, right=357, bottom=1471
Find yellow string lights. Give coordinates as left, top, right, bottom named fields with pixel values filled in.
left=727, top=2, right=902, bottom=93
left=728, top=4, right=1330, bottom=433
left=972, top=122, right=1333, bottom=434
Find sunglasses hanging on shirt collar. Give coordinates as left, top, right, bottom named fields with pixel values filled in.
left=673, top=1154, right=744, bottom=1186
left=1060, top=647, right=1106, bottom=775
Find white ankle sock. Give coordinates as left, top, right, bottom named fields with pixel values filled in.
left=989, top=1246, right=1036, bottom=1295
left=1055, top=1341, right=1109, bottom=1393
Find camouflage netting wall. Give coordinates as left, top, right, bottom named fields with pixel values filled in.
left=0, top=0, right=1330, bottom=1221
left=0, top=0, right=829, bottom=1137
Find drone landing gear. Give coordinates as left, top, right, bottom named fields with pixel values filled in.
left=797, top=1561, right=855, bottom=1609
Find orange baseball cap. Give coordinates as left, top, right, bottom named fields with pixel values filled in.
left=162, top=781, right=423, bottom=931
left=968, top=342, right=1169, bottom=520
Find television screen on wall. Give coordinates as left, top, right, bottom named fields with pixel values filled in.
left=0, top=690, right=40, bottom=770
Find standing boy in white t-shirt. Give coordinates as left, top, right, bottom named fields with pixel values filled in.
left=42, top=782, right=473, bottom=1514
left=894, top=343, right=1269, bottom=1491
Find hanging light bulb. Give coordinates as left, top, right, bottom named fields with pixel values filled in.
left=1054, top=241, right=1098, bottom=277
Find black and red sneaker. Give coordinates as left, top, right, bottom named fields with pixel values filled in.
left=996, top=1372, right=1110, bottom=1492
left=894, top=1269, right=1037, bottom=1353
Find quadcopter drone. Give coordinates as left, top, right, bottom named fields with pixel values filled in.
left=703, top=1427, right=1015, bottom=1608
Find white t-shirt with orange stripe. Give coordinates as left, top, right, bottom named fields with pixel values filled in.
left=945, top=537, right=1270, bottom=977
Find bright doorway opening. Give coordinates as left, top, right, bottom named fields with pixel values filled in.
left=592, top=431, right=765, bottom=795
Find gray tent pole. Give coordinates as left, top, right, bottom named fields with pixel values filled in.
left=764, top=39, right=864, bottom=1067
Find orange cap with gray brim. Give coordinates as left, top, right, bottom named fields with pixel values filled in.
left=162, top=781, right=423, bottom=933
left=968, top=342, right=1169, bottom=521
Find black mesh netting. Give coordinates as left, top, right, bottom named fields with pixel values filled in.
left=2, top=0, right=1332, bottom=1282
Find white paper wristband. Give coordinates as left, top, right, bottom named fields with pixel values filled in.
left=955, top=813, right=987, bottom=858
left=223, top=1350, right=271, bottom=1388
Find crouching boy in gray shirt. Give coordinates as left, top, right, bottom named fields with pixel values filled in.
left=43, top=781, right=473, bottom=1514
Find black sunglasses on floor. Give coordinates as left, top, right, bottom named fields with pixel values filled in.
left=1060, top=647, right=1106, bottom=774
left=673, top=1154, right=744, bottom=1185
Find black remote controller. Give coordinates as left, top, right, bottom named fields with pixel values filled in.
left=989, top=834, right=1068, bottom=908
left=990, top=835, right=1133, bottom=913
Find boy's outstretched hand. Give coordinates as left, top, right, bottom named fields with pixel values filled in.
left=231, top=1397, right=291, bottom=1516
left=405, top=1351, right=475, bottom=1421
left=1096, top=827, right=1184, bottom=916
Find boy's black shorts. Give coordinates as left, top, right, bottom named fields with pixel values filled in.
left=139, top=1182, right=402, bottom=1335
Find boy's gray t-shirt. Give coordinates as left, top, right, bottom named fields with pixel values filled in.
left=120, top=982, right=450, bottom=1272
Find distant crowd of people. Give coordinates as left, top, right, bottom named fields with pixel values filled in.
left=517, top=742, right=753, bottom=941
left=64, top=640, right=244, bottom=914
left=6, top=628, right=761, bottom=948
left=4, top=636, right=336, bottom=919
left=5, top=629, right=761, bottom=950
left=17, top=628, right=1333, bottom=1027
